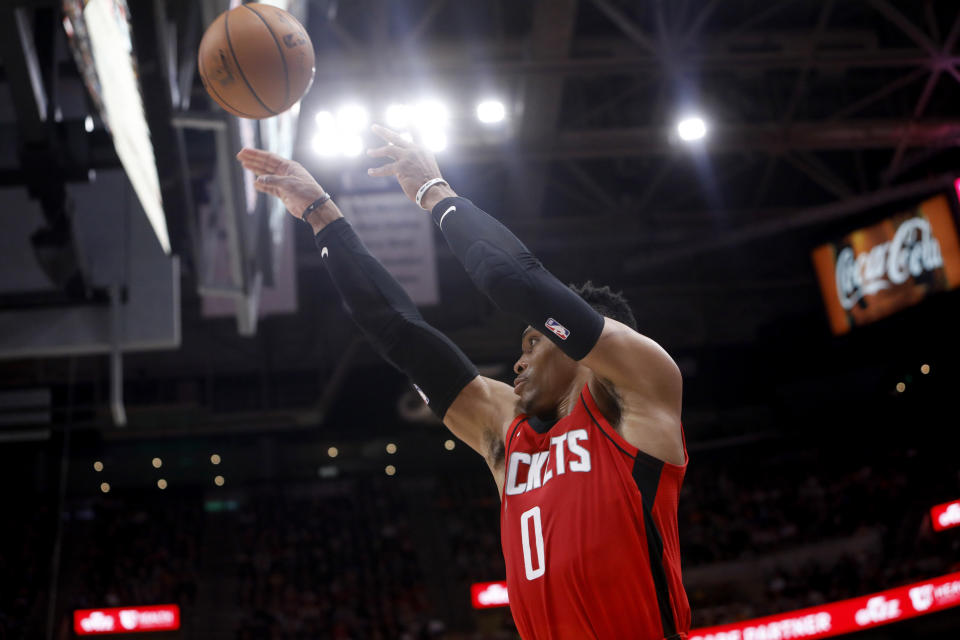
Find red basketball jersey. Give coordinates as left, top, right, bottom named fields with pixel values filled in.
left=500, top=383, right=690, bottom=640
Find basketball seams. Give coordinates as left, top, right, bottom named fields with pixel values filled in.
left=241, top=4, right=290, bottom=110
left=198, top=49, right=260, bottom=119
left=223, top=8, right=277, bottom=116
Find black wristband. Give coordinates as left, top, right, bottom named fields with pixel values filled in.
left=301, top=194, right=332, bottom=225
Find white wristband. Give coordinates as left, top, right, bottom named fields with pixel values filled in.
left=415, top=177, right=448, bottom=209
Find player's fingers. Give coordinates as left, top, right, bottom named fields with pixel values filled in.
left=367, top=162, right=399, bottom=178
left=237, top=156, right=274, bottom=176
left=238, top=148, right=283, bottom=173
left=371, top=124, right=412, bottom=148
left=366, top=145, right=403, bottom=160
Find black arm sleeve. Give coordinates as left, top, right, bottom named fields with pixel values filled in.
left=430, top=196, right=604, bottom=361
left=314, top=218, right=477, bottom=419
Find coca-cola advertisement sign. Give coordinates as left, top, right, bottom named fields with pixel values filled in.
left=931, top=499, right=960, bottom=532
left=74, top=605, right=180, bottom=635
left=811, top=194, right=960, bottom=335
left=471, top=580, right=510, bottom=609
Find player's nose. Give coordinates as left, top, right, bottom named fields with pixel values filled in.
left=513, top=357, right=527, bottom=375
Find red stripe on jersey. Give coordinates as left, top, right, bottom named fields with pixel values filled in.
left=500, top=383, right=690, bottom=640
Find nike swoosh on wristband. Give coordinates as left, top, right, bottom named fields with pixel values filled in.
left=439, top=206, right=457, bottom=229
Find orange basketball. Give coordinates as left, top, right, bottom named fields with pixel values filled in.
left=198, top=3, right=315, bottom=119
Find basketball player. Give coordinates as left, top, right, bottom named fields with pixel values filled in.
left=237, top=123, right=690, bottom=639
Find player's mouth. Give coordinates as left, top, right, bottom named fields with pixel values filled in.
left=513, top=376, right=528, bottom=394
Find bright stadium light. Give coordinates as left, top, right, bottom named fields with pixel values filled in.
left=315, top=110, right=335, bottom=128
left=312, top=134, right=339, bottom=157
left=422, top=129, right=448, bottom=152
left=385, top=103, right=411, bottom=129
left=413, top=99, right=449, bottom=131
left=340, top=134, right=365, bottom=157
left=313, top=110, right=340, bottom=157
left=337, top=103, right=369, bottom=131
left=677, top=116, right=708, bottom=142
left=84, top=115, right=94, bottom=132
left=476, top=99, right=505, bottom=124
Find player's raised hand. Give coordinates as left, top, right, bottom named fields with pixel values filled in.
left=367, top=124, right=455, bottom=209
left=236, top=147, right=327, bottom=222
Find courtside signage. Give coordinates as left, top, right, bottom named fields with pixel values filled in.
left=471, top=580, right=510, bottom=609
left=931, top=499, right=960, bottom=532
left=689, top=571, right=960, bottom=640
left=811, top=194, right=960, bottom=335
left=74, top=605, right=180, bottom=635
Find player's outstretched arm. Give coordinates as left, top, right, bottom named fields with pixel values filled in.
left=367, top=126, right=683, bottom=463
left=236, top=148, right=515, bottom=472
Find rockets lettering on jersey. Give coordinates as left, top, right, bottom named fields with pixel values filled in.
left=504, top=428, right=591, bottom=496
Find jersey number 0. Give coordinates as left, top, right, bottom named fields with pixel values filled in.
left=520, top=506, right=545, bottom=580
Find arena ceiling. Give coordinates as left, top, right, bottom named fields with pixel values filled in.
left=0, top=0, right=958, bottom=443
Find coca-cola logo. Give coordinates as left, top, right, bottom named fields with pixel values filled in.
left=79, top=612, right=115, bottom=633
left=835, top=217, right=944, bottom=310
left=939, top=503, right=960, bottom=528
left=477, top=582, right=509, bottom=606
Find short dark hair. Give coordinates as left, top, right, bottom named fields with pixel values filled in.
left=569, top=281, right=637, bottom=331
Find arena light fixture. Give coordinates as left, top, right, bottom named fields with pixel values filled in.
left=157, top=478, right=167, bottom=490
left=152, top=457, right=162, bottom=469
left=327, top=446, right=339, bottom=458
left=921, top=364, right=930, bottom=375
left=337, top=103, right=369, bottom=131
left=677, top=116, right=708, bottom=142
left=100, top=482, right=110, bottom=493
left=444, top=439, right=456, bottom=451
left=422, top=129, right=448, bottom=152
left=214, top=475, right=225, bottom=486
left=413, top=99, right=449, bottom=130
left=413, top=99, right=450, bottom=152
left=385, top=464, right=397, bottom=476
left=210, top=454, right=221, bottom=465
left=340, top=134, right=365, bottom=157
left=84, top=115, right=94, bottom=132
left=312, top=134, right=339, bottom=157
left=386, top=443, right=397, bottom=454
left=385, top=103, right=411, bottom=130
left=313, top=110, right=340, bottom=157
left=93, top=461, right=103, bottom=472
left=315, top=110, right=335, bottom=128
left=476, top=99, right=506, bottom=124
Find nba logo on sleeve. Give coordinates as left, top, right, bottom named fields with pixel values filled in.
left=544, top=318, right=570, bottom=340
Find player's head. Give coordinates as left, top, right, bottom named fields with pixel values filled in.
left=513, top=282, right=636, bottom=417
left=568, top=281, right=637, bottom=330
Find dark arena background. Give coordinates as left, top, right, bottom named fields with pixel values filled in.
left=1, top=0, right=960, bottom=638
